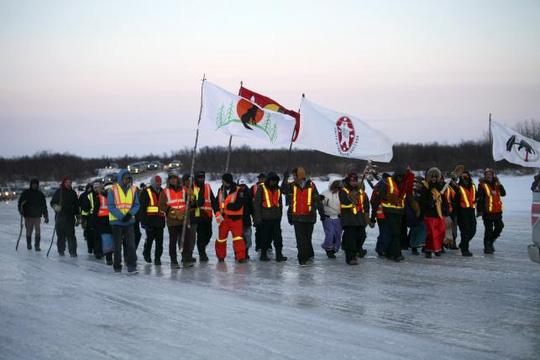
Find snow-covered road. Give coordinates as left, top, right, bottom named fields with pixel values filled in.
left=1, top=175, right=539, bottom=359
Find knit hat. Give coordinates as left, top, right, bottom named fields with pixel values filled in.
left=222, top=173, right=234, bottom=184
left=168, top=171, right=179, bottom=179
left=347, top=172, right=358, bottom=181
left=182, top=173, right=191, bottom=183
left=155, top=175, right=162, bottom=183
left=196, top=171, right=205, bottom=179
left=484, top=168, right=495, bottom=176
left=258, top=173, right=266, bottom=179
left=30, top=178, right=39, bottom=187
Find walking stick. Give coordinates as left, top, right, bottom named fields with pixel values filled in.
left=180, top=74, right=206, bottom=264
left=47, top=214, right=58, bottom=257
left=15, top=201, right=26, bottom=251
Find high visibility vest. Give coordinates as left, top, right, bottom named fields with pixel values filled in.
left=109, top=183, right=135, bottom=221
left=481, top=182, right=503, bottom=213
left=81, top=192, right=94, bottom=216
left=194, top=183, right=213, bottom=218
left=98, top=194, right=109, bottom=217
left=459, top=184, right=476, bottom=209
left=164, top=187, right=187, bottom=211
left=340, top=188, right=365, bottom=215
left=445, top=187, right=456, bottom=213
left=291, top=182, right=314, bottom=215
left=251, top=184, right=259, bottom=199
left=218, top=187, right=243, bottom=216
left=381, top=177, right=406, bottom=209
left=261, top=184, right=280, bottom=208
left=146, top=188, right=165, bottom=217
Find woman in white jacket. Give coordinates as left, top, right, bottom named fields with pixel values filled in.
left=320, top=179, right=343, bottom=258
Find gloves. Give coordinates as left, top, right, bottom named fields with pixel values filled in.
left=44, top=217, right=49, bottom=224
left=121, top=213, right=132, bottom=222
left=53, top=204, right=62, bottom=213
left=215, top=213, right=224, bottom=224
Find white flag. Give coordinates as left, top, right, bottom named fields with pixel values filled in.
left=296, top=98, right=393, bottom=162
left=200, top=81, right=296, bottom=146
left=492, top=120, right=540, bottom=167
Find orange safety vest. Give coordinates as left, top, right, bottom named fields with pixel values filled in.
left=261, top=184, right=280, bottom=208
left=164, top=187, right=187, bottom=211
left=98, top=194, right=109, bottom=217
left=251, top=184, right=259, bottom=199
left=291, top=182, right=314, bottom=215
left=481, top=182, right=503, bottom=213
left=146, top=188, right=165, bottom=217
left=459, top=184, right=476, bottom=209
left=218, top=187, right=243, bottom=216
left=381, top=177, right=406, bottom=209
left=109, top=183, right=135, bottom=221
left=445, top=186, right=456, bottom=213
left=194, top=183, right=213, bottom=218
left=340, top=188, right=365, bottom=215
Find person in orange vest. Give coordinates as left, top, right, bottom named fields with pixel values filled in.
left=405, top=175, right=425, bottom=255
left=371, top=174, right=391, bottom=257
left=140, top=175, right=165, bottom=265
left=477, top=168, right=506, bottom=254
left=454, top=170, right=477, bottom=256
left=379, top=167, right=408, bottom=262
left=443, top=173, right=460, bottom=250
left=253, top=172, right=287, bottom=262
left=339, top=172, right=371, bottom=265
left=107, top=170, right=140, bottom=274
left=286, top=167, right=323, bottom=266
left=80, top=182, right=103, bottom=259
left=214, top=173, right=247, bottom=263
left=250, top=173, right=266, bottom=253
left=194, top=171, right=217, bottom=262
left=420, top=167, right=448, bottom=258
left=158, top=172, right=195, bottom=269
left=237, top=177, right=254, bottom=259
left=96, top=182, right=113, bottom=265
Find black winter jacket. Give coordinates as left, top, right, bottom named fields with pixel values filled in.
left=19, top=188, right=48, bottom=219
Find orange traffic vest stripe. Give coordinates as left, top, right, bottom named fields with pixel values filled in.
left=218, top=187, right=243, bottom=216
left=165, top=187, right=187, bottom=211
left=146, top=188, right=165, bottom=217
left=481, top=182, right=503, bottom=213
left=445, top=187, right=456, bottom=213
left=459, top=184, right=476, bottom=209
left=381, top=177, right=405, bottom=209
left=194, top=183, right=213, bottom=217
left=98, top=194, right=109, bottom=217
left=261, top=184, right=280, bottom=208
left=292, top=182, right=314, bottom=215
left=340, top=188, right=365, bottom=215
left=109, top=183, right=135, bottom=221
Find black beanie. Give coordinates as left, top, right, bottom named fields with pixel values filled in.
left=222, top=173, right=233, bottom=184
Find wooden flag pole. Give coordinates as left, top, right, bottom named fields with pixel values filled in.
left=285, top=93, right=303, bottom=174
left=489, top=113, right=496, bottom=169
left=179, top=74, right=206, bottom=266
left=225, top=135, right=233, bottom=172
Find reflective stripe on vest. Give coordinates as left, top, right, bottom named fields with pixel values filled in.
left=98, top=194, right=109, bottom=217
left=340, top=188, right=365, bottom=215
left=292, top=183, right=313, bottom=215
left=261, top=184, right=280, bottom=208
left=109, top=183, right=135, bottom=221
left=146, top=188, right=164, bottom=217
left=165, top=188, right=186, bottom=211
left=481, top=182, right=503, bottom=213
left=459, top=184, right=476, bottom=209
left=81, top=192, right=94, bottom=216
left=381, top=177, right=405, bottom=209
left=445, top=187, right=456, bottom=213
left=218, top=187, right=243, bottom=216
left=194, top=183, right=213, bottom=218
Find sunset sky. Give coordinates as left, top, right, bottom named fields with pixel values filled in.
left=1, top=0, right=539, bottom=158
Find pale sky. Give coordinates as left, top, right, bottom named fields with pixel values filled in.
left=1, top=0, right=539, bottom=158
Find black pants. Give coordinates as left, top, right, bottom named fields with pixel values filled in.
left=91, top=222, right=103, bottom=258
left=112, top=225, right=137, bottom=271
left=400, top=212, right=409, bottom=249
left=483, top=218, right=504, bottom=246
left=260, top=219, right=283, bottom=253
left=134, top=220, right=142, bottom=249
left=254, top=224, right=262, bottom=251
left=168, top=225, right=194, bottom=264
left=293, top=222, right=314, bottom=263
left=342, top=226, right=366, bottom=262
left=84, top=225, right=94, bottom=253
left=143, top=226, right=164, bottom=262
left=457, top=211, right=476, bottom=252
left=56, top=215, right=77, bottom=255
left=384, top=213, right=403, bottom=259
left=196, top=221, right=213, bottom=257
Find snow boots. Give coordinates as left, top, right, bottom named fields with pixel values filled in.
left=35, top=236, right=41, bottom=251
left=26, top=236, right=32, bottom=250
left=275, top=249, right=287, bottom=262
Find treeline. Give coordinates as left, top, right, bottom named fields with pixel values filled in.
left=0, top=140, right=527, bottom=184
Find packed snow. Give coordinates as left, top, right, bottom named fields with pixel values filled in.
left=0, top=175, right=539, bottom=360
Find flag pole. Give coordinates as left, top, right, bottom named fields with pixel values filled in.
left=489, top=113, right=496, bottom=169
left=285, top=93, right=303, bottom=174
left=180, top=74, right=206, bottom=266
left=225, top=135, right=233, bottom=172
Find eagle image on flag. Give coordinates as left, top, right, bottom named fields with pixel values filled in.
left=201, top=82, right=296, bottom=146
left=239, top=86, right=300, bottom=141
left=491, top=120, right=540, bottom=167
left=296, top=97, right=393, bottom=162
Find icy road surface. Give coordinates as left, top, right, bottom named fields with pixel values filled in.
left=1, top=175, right=539, bottom=359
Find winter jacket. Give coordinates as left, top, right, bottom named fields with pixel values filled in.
left=139, top=186, right=166, bottom=229
left=287, top=179, right=323, bottom=224
left=253, top=180, right=283, bottom=224
left=455, top=175, right=477, bottom=219
left=239, top=184, right=253, bottom=227
left=338, top=181, right=370, bottom=227
left=215, top=183, right=246, bottom=221
left=158, top=184, right=195, bottom=227
left=419, top=169, right=448, bottom=219
left=321, top=188, right=340, bottom=219
left=194, top=180, right=218, bottom=223
left=80, top=191, right=99, bottom=219
left=107, top=169, right=140, bottom=226
left=51, top=186, right=80, bottom=218
left=18, top=181, right=48, bottom=219
left=379, top=175, right=406, bottom=215
left=477, top=177, right=506, bottom=220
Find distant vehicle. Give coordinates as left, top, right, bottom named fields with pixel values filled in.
left=102, top=172, right=118, bottom=184
left=168, top=160, right=182, bottom=170
left=140, top=161, right=150, bottom=171
left=147, top=160, right=163, bottom=170
left=105, top=162, right=119, bottom=169
left=0, top=187, right=17, bottom=201
left=128, top=163, right=145, bottom=174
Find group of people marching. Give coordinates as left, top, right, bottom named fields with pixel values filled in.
left=16, top=165, right=506, bottom=273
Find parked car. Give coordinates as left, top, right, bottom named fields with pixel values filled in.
left=0, top=187, right=17, bottom=201
left=140, top=161, right=150, bottom=171
left=147, top=160, right=163, bottom=170
left=168, top=160, right=182, bottom=170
